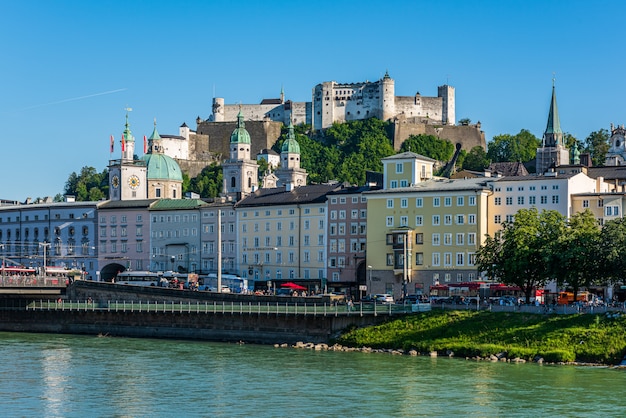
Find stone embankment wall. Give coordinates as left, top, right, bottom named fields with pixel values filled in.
left=0, top=281, right=390, bottom=344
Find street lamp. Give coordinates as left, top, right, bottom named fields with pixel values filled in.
left=39, top=242, right=50, bottom=280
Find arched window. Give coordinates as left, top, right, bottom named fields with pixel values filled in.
left=248, top=177, right=252, bottom=188
left=231, top=177, right=236, bottom=188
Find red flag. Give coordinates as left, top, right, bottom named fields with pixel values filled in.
left=144, top=135, right=147, bottom=153
left=110, top=135, right=114, bottom=153
left=121, top=134, right=125, bottom=152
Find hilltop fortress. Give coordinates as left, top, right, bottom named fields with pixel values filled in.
left=177, top=72, right=484, bottom=177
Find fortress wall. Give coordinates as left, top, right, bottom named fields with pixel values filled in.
left=197, top=120, right=283, bottom=159
left=392, top=121, right=485, bottom=152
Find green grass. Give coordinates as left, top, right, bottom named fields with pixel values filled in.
left=334, top=310, right=626, bottom=364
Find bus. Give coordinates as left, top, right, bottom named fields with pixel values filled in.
left=0, top=266, right=37, bottom=286
left=557, top=291, right=593, bottom=305
left=115, top=271, right=168, bottom=287
left=44, top=266, right=82, bottom=285
left=199, top=273, right=249, bottom=293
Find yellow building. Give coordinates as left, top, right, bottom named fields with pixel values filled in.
left=365, top=152, right=490, bottom=299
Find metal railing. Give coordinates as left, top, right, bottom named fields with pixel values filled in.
left=25, top=300, right=418, bottom=316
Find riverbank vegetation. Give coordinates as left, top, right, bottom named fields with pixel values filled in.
left=335, top=310, right=626, bottom=364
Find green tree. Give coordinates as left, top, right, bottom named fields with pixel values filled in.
left=554, top=210, right=601, bottom=302
left=475, top=208, right=566, bottom=303
left=583, top=129, right=610, bottom=166
left=187, top=163, right=222, bottom=197
left=462, top=146, right=490, bottom=171
left=400, top=134, right=454, bottom=162
left=458, top=118, right=471, bottom=126
left=599, top=217, right=626, bottom=285
left=487, top=129, right=541, bottom=163
left=64, top=166, right=109, bottom=201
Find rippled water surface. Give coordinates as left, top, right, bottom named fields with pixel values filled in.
left=1, top=332, right=625, bottom=417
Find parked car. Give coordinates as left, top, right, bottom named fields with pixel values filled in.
left=374, top=294, right=395, bottom=304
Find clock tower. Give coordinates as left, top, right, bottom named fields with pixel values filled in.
left=108, top=108, right=147, bottom=201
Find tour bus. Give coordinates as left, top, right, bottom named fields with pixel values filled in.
left=199, top=273, right=248, bottom=293
left=115, top=271, right=168, bottom=287
left=0, top=266, right=37, bottom=286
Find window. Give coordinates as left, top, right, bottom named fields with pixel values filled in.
left=444, top=197, right=452, bottom=207
left=495, top=197, right=501, bottom=206
left=553, top=185, right=559, bottom=190
left=457, top=196, right=464, bottom=206
left=444, top=233, right=452, bottom=245
left=494, top=215, right=501, bottom=224
left=529, top=196, right=536, bottom=205
left=387, top=199, right=394, bottom=208
left=506, top=197, right=513, bottom=205
left=432, top=234, right=440, bottom=246
left=401, top=198, right=408, bottom=208
left=506, top=187, right=513, bottom=192
left=444, top=252, right=452, bottom=266
left=469, top=196, right=476, bottom=206
left=456, top=233, right=464, bottom=245
left=415, top=233, right=424, bottom=244
left=541, top=196, right=548, bottom=204
left=390, top=180, right=398, bottom=189
left=396, top=163, right=403, bottom=173
left=415, top=215, right=423, bottom=226
left=552, top=195, right=559, bottom=204
left=468, top=214, right=476, bottom=225
left=583, top=200, right=589, bottom=208
left=456, top=253, right=464, bottom=266
left=444, top=215, right=452, bottom=225
left=518, top=196, right=524, bottom=205
left=416, top=198, right=423, bottom=208
left=506, top=214, right=514, bottom=223
left=432, top=215, right=440, bottom=226
left=456, top=215, right=464, bottom=225
left=468, top=253, right=476, bottom=266
left=468, top=233, right=476, bottom=246
left=415, top=252, right=424, bottom=265
left=386, top=216, right=394, bottom=227
left=400, top=216, right=408, bottom=227
left=386, top=254, right=394, bottom=266
left=432, top=253, right=440, bottom=266
left=433, top=197, right=440, bottom=207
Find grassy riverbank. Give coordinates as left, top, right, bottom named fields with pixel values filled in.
left=335, top=310, right=626, bottom=364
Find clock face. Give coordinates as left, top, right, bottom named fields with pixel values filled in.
left=112, top=175, right=119, bottom=189
left=128, top=175, right=140, bottom=190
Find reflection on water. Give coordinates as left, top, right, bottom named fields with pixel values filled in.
left=0, top=332, right=624, bottom=417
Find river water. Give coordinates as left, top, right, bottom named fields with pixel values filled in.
left=1, top=332, right=624, bottom=417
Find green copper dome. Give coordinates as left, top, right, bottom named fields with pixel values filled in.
left=281, top=121, right=300, bottom=154
left=230, top=110, right=251, bottom=144
left=140, top=153, right=183, bottom=181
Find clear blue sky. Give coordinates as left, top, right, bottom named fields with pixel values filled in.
left=1, top=0, right=625, bottom=201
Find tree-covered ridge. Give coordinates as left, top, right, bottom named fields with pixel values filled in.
left=62, top=119, right=614, bottom=200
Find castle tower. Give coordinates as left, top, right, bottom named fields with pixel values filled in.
left=438, top=84, right=456, bottom=125
left=212, top=98, right=225, bottom=122
left=380, top=71, right=395, bottom=121
left=536, top=80, right=569, bottom=174
left=108, top=109, right=147, bottom=201
left=222, top=109, right=259, bottom=200
left=276, top=121, right=308, bottom=190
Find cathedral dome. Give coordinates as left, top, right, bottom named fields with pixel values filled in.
left=140, top=153, right=183, bottom=182
left=230, top=110, right=251, bottom=144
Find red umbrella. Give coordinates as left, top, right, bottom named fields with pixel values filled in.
left=281, top=282, right=306, bottom=290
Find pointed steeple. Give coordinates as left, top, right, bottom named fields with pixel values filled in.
left=148, top=118, right=163, bottom=154
left=121, top=107, right=135, bottom=161
left=543, top=78, right=563, bottom=147
left=281, top=120, right=301, bottom=155
left=230, top=108, right=251, bottom=144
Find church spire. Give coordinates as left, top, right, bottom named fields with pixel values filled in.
left=121, top=106, right=135, bottom=161
left=543, top=78, right=563, bottom=147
